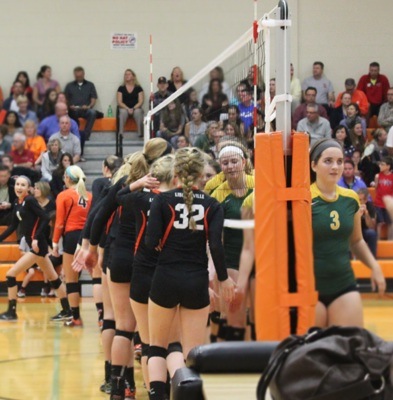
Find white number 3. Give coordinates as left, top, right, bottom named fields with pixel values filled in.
left=173, top=203, right=204, bottom=230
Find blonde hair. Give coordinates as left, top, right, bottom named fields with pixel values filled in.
left=17, top=95, right=29, bottom=104
left=174, top=147, right=205, bottom=230
left=65, top=165, right=88, bottom=200
left=124, top=68, right=140, bottom=86
left=112, top=153, right=131, bottom=185
left=150, top=154, right=175, bottom=184
left=23, top=120, right=37, bottom=135
left=218, top=138, right=253, bottom=175
left=34, top=181, right=51, bottom=198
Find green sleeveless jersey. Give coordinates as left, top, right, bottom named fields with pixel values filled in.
left=311, top=183, right=359, bottom=296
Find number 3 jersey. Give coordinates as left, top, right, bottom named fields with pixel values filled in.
left=145, top=188, right=228, bottom=282
left=311, top=183, right=360, bottom=296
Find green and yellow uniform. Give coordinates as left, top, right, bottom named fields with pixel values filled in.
left=212, top=175, right=254, bottom=270
left=311, top=183, right=359, bottom=296
left=204, top=172, right=226, bottom=195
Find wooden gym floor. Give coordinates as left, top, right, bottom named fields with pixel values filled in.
left=0, top=295, right=392, bottom=400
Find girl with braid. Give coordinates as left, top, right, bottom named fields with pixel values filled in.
left=146, top=147, right=235, bottom=400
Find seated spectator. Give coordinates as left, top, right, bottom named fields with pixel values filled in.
left=32, top=65, right=61, bottom=111
left=292, top=86, right=328, bottom=129
left=50, top=152, right=73, bottom=198
left=199, top=66, right=232, bottom=104
left=330, top=92, right=351, bottom=130
left=183, top=88, right=199, bottom=121
left=117, top=68, right=144, bottom=138
left=195, top=120, right=219, bottom=153
left=290, top=63, right=302, bottom=113
left=224, top=121, right=243, bottom=141
left=334, top=78, right=369, bottom=116
left=201, top=79, right=228, bottom=122
left=50, top=115, right=81, bottom=163
left=176, top=135, right=189, bottom=149
left=167, top=66, right=188, bottom=104
left=157, top=99, right=186, bottom=148
left=11, top=71, right=33, bottom=103
left=352, top=149, right=363, bottom=177
left=17, top=95, right=38, bottom=126
left=240, top=66, right=264, bottom=101
left=349, top=122, right=366, bottom=153
left=184, top=107, right=207, bottom=146
left=222, top=105, right=245, bottom=136
left=296, top=103, right=332, bottom=147
left=377, top=87, right=393, bottom=132
left=373, top=157, right=393, bottom=239
left=38, top=102, right=80, bottom=142
left=151, top=76, right=172, bottom=132
left=0, top=165, right=16, bottom=225
left=10, top=132, right=35, bottom=169
left=65, top=66, right=98, bottom=140
left=4, top=111, right=22, bottom=135
left=56, top=92, right=68, bottom=105
left=2, top=81, right=24, bottom=112
left=337, top=159, right=367, bottom=191
left=357, top=188, right=377, bottom=257
left=39, top=88, right=58, bottom=120
left=332, top=125, right=355, bottom=158
left=339, top=103, right=367, bottom=137
left=0, top=125, right=11, bottom=156
left=238, top=86, right=256, bottom=135
left=23, top=120, right=46, bottom=164
left=357, top=62, right=390, bottom=117
left=41, top=137, right=63, bottom=182
left=209, top=129, right=225, bottom=159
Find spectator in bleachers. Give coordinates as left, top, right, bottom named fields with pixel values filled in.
left=339, top=103, right=366, bottom=137
left=40, top=137, right=63, bottom=182
left=349, top=122, right=366, bottom=153
left=184, top=106, right=207, bottom=146
left=222, top=105, right=245, bottom=136
left=338, top=159, right=367, bottom=191
left=0, top=165, right=15, bottom=225
left=194, top=120, right=219, bottom=153
left=38, top=102, right=80, bottom=142
left=301, top=61, right=335, bottom=111
left=290, top=63, right=302, bottom=113
left=39, top=89, right=58, bottom=120
left=11, top=71, right=33, bottom=103
left=238, top=86, right=255, bottom=135
left=240, top=66, right=264, bottom=101
left=334, top=78, right=369, bottom=117
left=224, top=121, right=243, bottom=141
left=199, top=66, right=232, bottom=103
left=157, top=99, right=186, bottom=148
left=117, top=68, right=144, bottom=138
left=10, top=132, right=35, bottom=169
left=357, top=188, right=377, bottom=257
left=176, top=135, right=189, bottom=149
left=23, top=120, right=46, bottom=165
left=330, top=92, right=351, bottom=130
left=357, top=62, right=390, bottom=117
left=4, top=111, right=22, bottom=136
left=32, top=65, right=61, bottom=112
left=56, top=92, right=68, bottom=105
left=167, top=66, right=188, bottom=104
left=377, top=87, right=393, bottom=132
left=183, top=88, right=200, bottom=121
left=50, top=152, right=73, bottom=198
left=50, top=115, right=81, bottom=163
left=332, top=125, right=355, bottom=158
left=209, top=129, right=225, bottom=159
left=0, top=126, right=11, bottom=156
left=152, top=76, right=172, bottom=132
left=373, top=157, right=393, bottom=240
left=296, top=103, right=332, bottom=147
left=17, top=95, right=38, bottom=126
left=352, top=149, right=362, bottom=177
left=2, top=81, right=25, bottom=112
left=201, top=78, right=229, bottom=121
left=65, top=66, right=98, bottom=141
left=292, top=86, right=328, bottom=129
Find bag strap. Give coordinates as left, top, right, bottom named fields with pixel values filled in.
left=307, top=375, right=385, bottom=400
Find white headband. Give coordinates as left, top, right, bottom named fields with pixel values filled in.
left=218, top=145, right=244, bottom=159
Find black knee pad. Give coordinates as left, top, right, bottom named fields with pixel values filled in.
left=217, top=318, right=228, bottom=339
left=49, top=277, right=62, bottom=290
left=141, top=342, right=149, bottom=357
left=102, top=319, right=116, bottom=331
left=210, top=311, right=220, bottom=324
left=167, top=341, right=182, bottom=355
left=148, top=345, right=167, bottom=360
left=6, top=276, right=17, bottom=288
left=92, top=277, right=102, bottom=285
left=225, top=326, right=246, bottom=341
left=66, top=282, right=80, bottom=294
left=115, top=329, right=134, bottom=341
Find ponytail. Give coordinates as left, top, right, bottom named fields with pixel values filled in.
left=65, top=165, right=88, bottom=200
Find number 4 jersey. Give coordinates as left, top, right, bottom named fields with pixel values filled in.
left=311, top=183, right=360, bottom=296
left=145, top=188, right=228, bottom=281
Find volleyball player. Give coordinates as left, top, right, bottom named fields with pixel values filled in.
left=52, top=165, right=92, bottom=327
left=146, top=147, right=235, bottom=400
left=310, top=138, right=385, bottom=327
left=0, top=176, right=69, bottom=321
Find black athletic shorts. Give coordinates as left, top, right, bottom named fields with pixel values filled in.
left=110, top=245, right=133, bottom=283
left=49, top=254, right=63, bottom=268
left=63, top=230, right=82, bottom=254
left=26, top=236, right=49, bottom=258
left=149, top=266, right=209, bottom=310
left=102, top=238, right=115, bottom=275
left=130, top=266, right=155, bottom=304
left=318, top=284, right=359, bottom=308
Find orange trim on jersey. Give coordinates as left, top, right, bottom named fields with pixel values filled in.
left=31, top=219, right=39, bottom=240
left=118, top=205, right=123, bottom=219
left=106, top=211, right=116, bottom=235
left=160, top=204, right=176, bottom=248
left=134, top=211, right=147, bottom=255
left=203, top=206, right=210, bottom=240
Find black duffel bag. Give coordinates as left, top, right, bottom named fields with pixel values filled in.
left=257, top=326, right=393, bottom=400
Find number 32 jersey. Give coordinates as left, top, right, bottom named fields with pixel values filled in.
left=145, top=188, right=228, bottom=281
left=311, top=183, right=359, bottom=296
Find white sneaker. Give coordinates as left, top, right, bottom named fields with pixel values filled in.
left=17, top=290, right=26, bottom=298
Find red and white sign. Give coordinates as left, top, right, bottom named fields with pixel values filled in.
left=111, top=33, right=137, bottom=50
